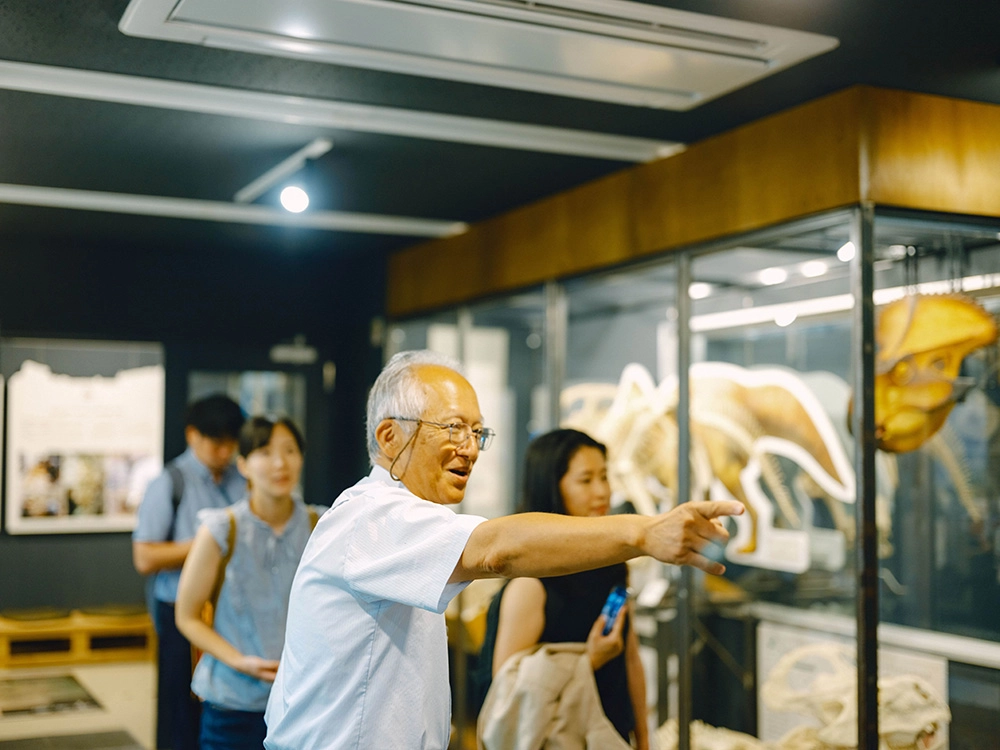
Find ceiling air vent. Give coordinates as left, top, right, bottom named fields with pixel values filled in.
left=120, top=0, right=838, bottom=109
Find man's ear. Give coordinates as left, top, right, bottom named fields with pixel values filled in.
left=375, top=418, right=402, bottom=458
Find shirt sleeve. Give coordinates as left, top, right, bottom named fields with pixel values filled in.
left=132, top=471, right=174, bottom=543
left=343, top=490, right=486, bottom=614
left=305, top=504, right=328, bottom=521
left=197, top=507, right=234, bottom=557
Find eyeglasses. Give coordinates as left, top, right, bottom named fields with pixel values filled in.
left=390, top=417, right=495, bottom=451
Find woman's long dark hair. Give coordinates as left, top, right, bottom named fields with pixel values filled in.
left=518, top=428, right=606, bottom=515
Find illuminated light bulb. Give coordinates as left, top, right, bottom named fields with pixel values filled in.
left=801, top=260, right=828, bottom=278
left=774, top=310, right=797, bottom=327
left=758, top=267, right=788, bottom=286
left=280, top=185, right=309, bottom=213
left=837, top=241, right=856, bottom=262
left=688, top=282, right=713, bottom=299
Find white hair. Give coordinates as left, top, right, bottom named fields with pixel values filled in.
left=366, top=349, right=464, bottom=464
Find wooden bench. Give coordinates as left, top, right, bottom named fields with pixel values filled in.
left=0, top=608, right=155, bottom=668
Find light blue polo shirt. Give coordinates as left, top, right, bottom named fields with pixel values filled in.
left=132, top=448, right=246, bottom=603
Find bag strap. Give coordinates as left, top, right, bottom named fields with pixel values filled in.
left=206, top=509, right=237, bottom=622
left=165, top=461, right=185, bottom=542
left=308, top=506, right=319, bottom=531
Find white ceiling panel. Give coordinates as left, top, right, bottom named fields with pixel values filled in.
left=120, top=0, right=838, bottom=109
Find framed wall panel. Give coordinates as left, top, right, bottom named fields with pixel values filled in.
left=1, top=338, right=164, bottom=534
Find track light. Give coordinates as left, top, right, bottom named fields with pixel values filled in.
left=280, top=186, right=309, bottom=213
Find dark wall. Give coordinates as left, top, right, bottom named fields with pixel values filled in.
left=0, top=225, right=386, bottom=611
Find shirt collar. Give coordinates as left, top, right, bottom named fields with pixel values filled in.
left=180, top=447, right=238, bottom=484
left=369, top=464, right=404, bottom=489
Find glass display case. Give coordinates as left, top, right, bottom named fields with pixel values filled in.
left=563, top=259, right=679, bottom=515
left=388, top=208, right=1000, bottom=750
left=686, top=212, right=864, bottom=746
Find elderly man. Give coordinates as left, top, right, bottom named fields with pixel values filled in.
left=264, top=350, right=742, bottom=749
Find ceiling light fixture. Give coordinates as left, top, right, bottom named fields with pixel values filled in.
left=280, top=186, right=310, bottom=213
left=0, top=183, right=466, bottom=237
left=774, top=310, right=797, bottom=327
left=688, top=282, right=713, bottom=299
left=235, top=138, right=332, bottom=204
left=690, top=272, right=1000, bottom=333
left=800, top=260, right=828, bottom=278
left=758, top=267, right=788, bottom=286
left=837, top=241, right=856, bottom=262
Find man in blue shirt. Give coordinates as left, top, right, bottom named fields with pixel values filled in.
left=133, top=394, right=246, bottom=750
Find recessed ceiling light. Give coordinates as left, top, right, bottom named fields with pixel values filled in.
left=837, top=241, right=856, bottom=262
left=774, top=310, right=797, bottom=327
left=800, top=260, right=828, bottom=278
left=688, top=282, right=713, bottom=299
left=280, top=185, right=309, bottom=213
left=758, top=267, right=788, bottom=285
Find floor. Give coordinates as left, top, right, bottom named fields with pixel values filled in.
left=0, top=662, right=154, bottom=750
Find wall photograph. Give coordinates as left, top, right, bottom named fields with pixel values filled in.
left=2, top=339, right=164, bottom=534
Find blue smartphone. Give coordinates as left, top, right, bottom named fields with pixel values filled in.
left=600, top=584, right=628, bottom=635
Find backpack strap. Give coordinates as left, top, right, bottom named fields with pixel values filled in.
left=308, top=506, right=319, bottom=531
left=204, top=509, right=237, bottom=627
left=165, top=461, right=185, bottom=542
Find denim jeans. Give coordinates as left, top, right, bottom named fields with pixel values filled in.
left=200, top=702, right=267, bottom=750
left=154, top=599, right=201, bottom=750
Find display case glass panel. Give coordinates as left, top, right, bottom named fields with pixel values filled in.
left=685, top=214, right=867, bottom=746
left=562, top=259, right=679, bottom=734
left=562, top=260, right=680, bottom=514
left=564, top=261, right=679, bottom=389
left=676, top=211, right=1000, bottom=750
left=385, top=309, right=460, bottom=359
left=385, top=291, right=548, bottom=521
left=869, top=214, right=1000, bottom=642
left=870, top=213, right=1000, bottom=747
left=462, top=290, right=547, bottom=520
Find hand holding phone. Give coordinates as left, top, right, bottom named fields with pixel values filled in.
left=600, top=585, right=628, bottom=635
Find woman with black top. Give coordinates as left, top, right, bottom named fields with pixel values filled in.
left=473, top=428, right=649, bottom=750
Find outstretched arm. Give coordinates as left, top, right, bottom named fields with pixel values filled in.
left=451, top=500, right=742, bottom=583
left=175, top=526, right=279, bottom=683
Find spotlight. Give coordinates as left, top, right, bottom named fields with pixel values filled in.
left=800, top=260, right=828, bottom=278
left=758, top=267, right=788, bottom=286
left=688, top=282, right=713, bottom=299
left=774, top=310, right=797, bottom=327
left=280, top=185, right=309, bottom=213
left=837, top=241, right=856, bottom=262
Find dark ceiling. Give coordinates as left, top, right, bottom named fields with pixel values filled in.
left=1, top=0, right=999, bottom=265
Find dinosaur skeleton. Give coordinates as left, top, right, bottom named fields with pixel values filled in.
left=560, top=295, right=997, bottom=564
left=760, top=642, right=950, bottom=750
left=562, top=362, right=855, bottom=560
left=656, top=719, right=768, bottom=750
